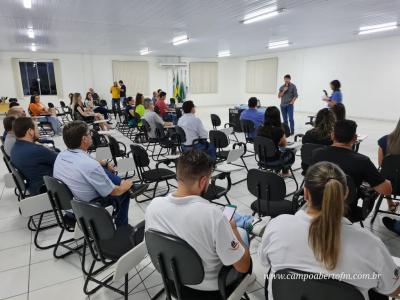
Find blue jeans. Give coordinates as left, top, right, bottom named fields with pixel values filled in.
left=182, top=142, right=217, bottom=161
left=112, top=98, right=121, bottom=112
left=281, top=104, right=294, bottom=135
left=233, top=213, right=253, bottom=247
left=39, top=116, right=61, bottom=134
left=104, top=169, right=130, bottom=228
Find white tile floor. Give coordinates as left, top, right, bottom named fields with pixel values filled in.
left=1, top=105, right=400, bottom=299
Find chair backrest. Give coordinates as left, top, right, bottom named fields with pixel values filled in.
left=301, top=143, right=326, bottom=169
left=247, top=169, right=286, bottom=201
left=254, top=136, right=278, bottom=162
left=60, top=100, right=66, bottom=108
left=210, top=114, right=221, bottom=128
left=240, top=119, right=255, bottom=141
left=130, top=144, right=150, bottom=168
left=175, top=107, right=183, bottom=119
left=43, top=176, right=74, bottom=211
left=175, top=126, right=187, bottom=144
left=381, top=155, right=400, bottom=196
left=10, top=166, right=28, bottom=199
left=345, top=175, right=358, bottom=211
left=271, top=269, right=364, bottom=300
left=209, top=130, right=229, bottom=150
left=155, top=123, right=167, bottom=139
left=145, top=230, right=204, bottom=286
left=141, top=119, right=151, bottom=135
left=107, top=135, right=121, bottom=159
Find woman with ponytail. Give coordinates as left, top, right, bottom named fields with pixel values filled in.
left=258, top=162, right=400, bottom=300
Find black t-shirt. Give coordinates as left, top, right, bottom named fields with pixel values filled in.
left=120, top=85, right=126, bottom=98
left=312, top=146, right=385, bottom=188
left=302, top=129, right=333, bottom=146
left=257, top=125, right=284, bottom=147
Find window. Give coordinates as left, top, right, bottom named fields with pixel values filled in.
left=189, top=62, right=218, bottom=93
left=246, top=58, right=278, bottom=93
left=19, top=61, right=57, bottom=96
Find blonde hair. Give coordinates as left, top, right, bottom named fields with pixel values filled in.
left=305, top=162, right=347, bottom=270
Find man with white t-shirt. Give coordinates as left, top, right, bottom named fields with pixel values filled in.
left=145, top=150, right=266, bottom=295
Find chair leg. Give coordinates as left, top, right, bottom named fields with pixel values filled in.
left=370, top=195, right=384, bottom=224
left=124, top=273, right=129, bottom=300
left=224, top=195, right=231, bottom=205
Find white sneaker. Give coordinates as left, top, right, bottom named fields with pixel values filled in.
left=251, top=216, right=271, bottom=237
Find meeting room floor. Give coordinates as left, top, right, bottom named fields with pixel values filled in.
left=0, top=105, right=399, bottom=300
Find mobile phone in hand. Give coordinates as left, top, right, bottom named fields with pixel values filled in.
left=223, top=205, right=237, bottom=221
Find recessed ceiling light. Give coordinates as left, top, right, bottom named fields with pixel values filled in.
left=358, top=22, right=398, bottom=35
left=140, top=48, right=151, bottom=55
left=31, top=43, right=37, bottom=52
left=23, top=0, right=32, bottom=9
left=172, top=35, right=189, bottom=46
left=27, top=27, right=35, bottom=39
left=218, top=50, right=231, bottom=57
left=268, top=40, right=290, bottom=49
left=242, top=6, right=283, bottom=25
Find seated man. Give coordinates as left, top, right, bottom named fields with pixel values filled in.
left=142, top=98, right=171, bottom=139
left=239, top=97, right=264, bottom=140
left=177, top=100, right=216, bottom=161
left=10, top=117, right=58, bottom=195
left=146, top=150, right=267, bottom=295
left=3, top=116, right=16, bottom=156
left=53, top=121, right=148, bottom=227
left=312, top=119, right=392, bottom=214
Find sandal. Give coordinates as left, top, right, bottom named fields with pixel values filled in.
left=389, top=202, right=399, bottom=213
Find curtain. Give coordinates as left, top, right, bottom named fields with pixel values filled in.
left=189, top=62, right=218, bottom=94
left=246, top=58, right=278, bottom=93
left=112, top=60, right=149, bottom=96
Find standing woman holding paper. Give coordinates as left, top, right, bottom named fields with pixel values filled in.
left=323, top=79, right=343, bottom=107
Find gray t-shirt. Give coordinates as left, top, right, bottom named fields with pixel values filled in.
left=142, top=110, right=164, bottom=139
left=4, top=132, right=16, bottom=157
left=279, top=83, right=298, bottom=106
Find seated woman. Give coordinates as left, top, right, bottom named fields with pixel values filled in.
left=85, top=92, right=109, bottom=120
left=302, top=108, right=335, bottom=145
left=72, top=93, right=109, bottom=130
left=134, top=93, right=145, bottom=127
left=28, top=95, right=62, bottom=135
left=331, top=102, right=346, bottom=121
left=258, top=162, right=400, bottom=300
left=257, top=106, right=290, bottom=175
left=378, top=118, right=400, bottom=212
left=124, top=97, right=139, bottom=127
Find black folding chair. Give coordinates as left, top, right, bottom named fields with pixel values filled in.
left=299, top=143, right=327, bottom=187
left=247, top=169, right=298, bottom=218
left=371, top=155, right=400, bottom=224
left=107, top=135, right=127, bottom=166
left=146, top=229, right=251, bottom=300
left=254, top=136, right=299, bottom=192
left=71, top=199, right=148, bottom=300
left=28, top=108, right=55, bottom=136
left=130, top=144, right=176, bottom=202
left=154, top=123, right=180, bottom=161
left=43, top=176, right=85, bottom=259
left=210, top=114, right=239, bottom=142
left=268, top=269, right=364, bottom=300
left=240, top=119, right=256, bottom=152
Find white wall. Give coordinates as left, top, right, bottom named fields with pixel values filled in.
left=237, top=35, right=400, bottom=121
left=1, top=34, right=400, bottom=120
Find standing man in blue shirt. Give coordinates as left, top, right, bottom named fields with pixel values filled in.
left=278, top=74, right=298, bottom=136
left=239, top=97, right=264, bottom=140
left=11, top=117, right=58, bottom=195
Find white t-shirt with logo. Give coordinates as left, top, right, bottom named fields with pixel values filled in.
left=145, top=193, right=245, bottom=291
left=258, top=210, right=400, bottom=300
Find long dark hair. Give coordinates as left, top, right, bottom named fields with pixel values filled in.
left=258, top=106, right=282, bottom=138
left=387, top=118, right=400, bottom=155
left=332, top=103, right=346, bottom=121
left=311, top=108, right=336, bottom=139
left=135, top=93, right=144, bottom=106
left=30, top=95, right=38, bottom=104
left=330, top=80, right=341, bottom=91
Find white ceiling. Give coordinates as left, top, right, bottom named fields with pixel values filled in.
left=1, top=0, right=400, bottom=57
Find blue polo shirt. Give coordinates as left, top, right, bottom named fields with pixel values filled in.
left=10, top=140, right=58, bottom=195
left=53, top=149, right=115, bottom=202
left=240, top=108, right=264, bottom=139
left=330, top=90, right=343, bottom=104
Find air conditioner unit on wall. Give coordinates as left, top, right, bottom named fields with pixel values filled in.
left=158, top=56, right=187, bottom=68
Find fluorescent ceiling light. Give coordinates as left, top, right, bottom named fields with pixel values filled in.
left=358, top=22, right=398, bottom=35
left=218, top=50, right=231, bottom=57
left=172, top=35, right=189, bottom=46
left=140, top=48, right=151, bottom=55
left=242, top=6, right=283, bottom=24
left=268, top=40, right=290, bottom=49
left=27, top=28, right=35, bottom=39
left=31, top=43, right=37, bottom=52
left=23, top=0, right=32, bottom=9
